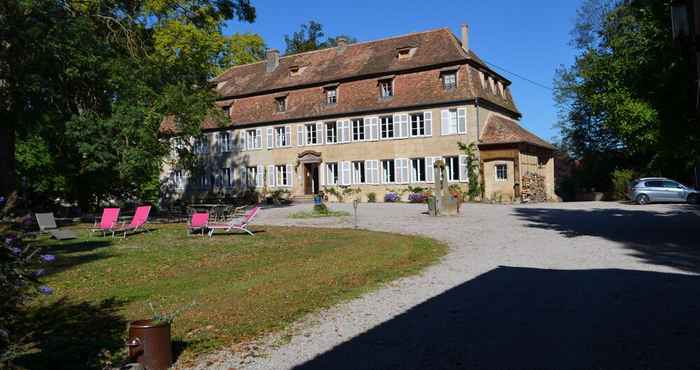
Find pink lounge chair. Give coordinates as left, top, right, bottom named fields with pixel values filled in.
left=187, top=212, right=209, bottom=236
left=90, top=208, right=120, bottom=238
left=117, top=205, right=151, bottom=239
left=207, top=206, right=260, bottom=237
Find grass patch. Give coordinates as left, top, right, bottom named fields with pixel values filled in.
left=19, top=223, right=447, bottom=368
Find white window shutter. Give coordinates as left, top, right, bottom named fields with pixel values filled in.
left=342, top=121, right=351, bottom=143
left=459, top=155, right=469, bottom=182
left=341, top=161, right=351, bottom=185
left=239, top=166, right=246, bottom=188
left=367, top=118, right=376, bottom=141
left=425, top=157, right=433, bottom=183
left=457, top=108, right=467, bottom=134
left=424, top=111, right=432, bottom=136
left=316, top=122, right=324, bottom=145
left=256, top=165, right=264, bottom=187
left=267, top=165, right=276, bottom=187
left=319, top=163, right=325, bottom=186
left=287, top=164, right=293, bottom=187
left=393, top=114, right=401, bottom=138
left=267, top=127, right=274, bottom=149
left=400, top=114, right=409, bottom=138
left=239, top=131, right=246, bottom=151
left=441, top=110, right=449, bottom=135
left=285, top=126, right=291, bottom=147
left=372, top=160, right=380, bottom=184
left=255, top=128, right=262, bottom=149
left=297, top=125, right=304, bottom=146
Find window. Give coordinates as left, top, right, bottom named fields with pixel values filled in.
left=198, top=173, right=209, bottom=189
left=222, top=105, right=230, bottom=117
left=325, top=162, right=339, bottom=185
left=442, top=72, right=457, bottom=90
left=246, top=166, right=257, bottom=187
left=193, top=136, right=209, bottom=155
left=645, top=180, right=664, bottom=188
left=325, top=87, right=337, bottom=105
left=246, top=129, right=262, bottom=150
left=380, top=116, right=394, bottom=139
left=276, top=165, right=290, bottom=187
left=663, top=180, right=682, bottom=188
left=275, top=96, right=287, bottom=112
left=410, top=113, right=426, bottom=136
left=410, top=158, right=426, bottom=182
left=495, top=164, right=508, bottom=181
left=305, top=123, right=318, bottom=145
left=220, top=168, right=232, bottom=187
left=171, top=170, right=183, bottom=188
left=397, top=47, right=413, bottom=59
left=289, top=65, right=301, bottom=76
left=382, top=159, right=395, bottom=183
left=352, top=118, right=365, bottom=141
left=217, top=132, right=231, bottom=153
left=379, top=79, right=393, bottom=99
left=275, top=126, right=290, bottom=147
left=352, top=161, right=366, bottom=184
left=326, top=121, right=338, bottom=144
left=445, top=156, right=460, bottom=181
left=441, top=108, right=466, bottom=135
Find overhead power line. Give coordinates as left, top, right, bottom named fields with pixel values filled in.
left=481, top=60, right=554, bottom=91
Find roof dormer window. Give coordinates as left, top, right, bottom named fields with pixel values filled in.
left=275, top=96, right=287, bottom=112
left=289, top=65, right=302, bottom=77
left=396, top=47, right=416, bottom=60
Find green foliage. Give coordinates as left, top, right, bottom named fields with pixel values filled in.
left=457, top=142, right=483, bottom=200
left=555, top=0, right=700, bottom=190
left=313, top=203, right=329, bottom=214
left=1, top=0, right=261, bottom=209
left=284, top=20, right=356, bottom=55
left=146, top=300, right=197, bottom=325
left=611, top=169, right=638, bottom=200
left=366, top=192, right=377, bottom=203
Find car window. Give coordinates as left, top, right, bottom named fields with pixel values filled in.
left=663, top=181, right=681, bottom=188
left=645, top=181, right=663, bottom=187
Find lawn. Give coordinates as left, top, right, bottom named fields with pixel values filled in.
left=19, top=223, right=447, bottom=369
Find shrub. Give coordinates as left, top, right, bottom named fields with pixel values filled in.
left=611, top=169, right=638, bottom=200
left=384, top=192, right=400, bottom=202
left=367, top=192, right=377, bottom=203
left=1, top=194, right=56, bottom=364
left=408, top=192, right=428, bottom=203
left=313, top=203, right=329, bottom=214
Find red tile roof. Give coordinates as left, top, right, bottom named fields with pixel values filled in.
left=479, top=114, right=554, bottom=150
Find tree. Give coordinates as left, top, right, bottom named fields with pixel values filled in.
left=0, top=0, right=261, bottom=208
left=284, top=21, right=356, bottom=55
left=555, top=0, right=700, bottom=190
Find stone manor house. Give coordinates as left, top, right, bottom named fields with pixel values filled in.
left=161, top=25, right=556, bottom=202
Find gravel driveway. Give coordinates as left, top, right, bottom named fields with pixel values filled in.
left=190, top=201, right=700, bottom=370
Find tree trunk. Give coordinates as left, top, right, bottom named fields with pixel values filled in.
left=0, top=124, right=16, bottom=197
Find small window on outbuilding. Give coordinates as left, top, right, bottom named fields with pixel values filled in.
left=495, top=164, right=508, bottom=181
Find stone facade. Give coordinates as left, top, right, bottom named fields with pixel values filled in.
left=161, top=26, right=555, bottom=203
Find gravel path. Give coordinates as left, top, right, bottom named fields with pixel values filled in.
left=189, top=201, right=700, bottom=370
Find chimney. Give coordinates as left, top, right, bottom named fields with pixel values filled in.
left=336, top=36, right=349, bottom=47
left=461, top=24, right=469, bottom=53
left=265, top=48, right=279, bottom=72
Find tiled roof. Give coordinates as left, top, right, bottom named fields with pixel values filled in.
left=479, top=114, right=554, bottom=150
left=161, top=28, right=521, bottom=133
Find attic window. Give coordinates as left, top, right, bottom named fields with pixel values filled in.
left=289, top=65, right=301, bottom=76
left=222, top=105, right=231, bottom=117
left=275, top=96, right=287, bottom=112
left=397, top=47, right=416, bottom=60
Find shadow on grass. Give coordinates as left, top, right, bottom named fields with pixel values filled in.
left=514, top=206, right=700, bottom=273
left=294, top=266, right=700, bottom=370
left=17, top=298, right=128, bottom=370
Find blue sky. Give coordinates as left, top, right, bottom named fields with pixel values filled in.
left=225, top=0, right=585, bottom=142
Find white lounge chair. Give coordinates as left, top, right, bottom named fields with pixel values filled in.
left=35, top=212, right=77, bottom=240
left=207, top=206, right=260, bottom=237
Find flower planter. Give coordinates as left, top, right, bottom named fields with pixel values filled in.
left=127, top=320, right=173, bottom=370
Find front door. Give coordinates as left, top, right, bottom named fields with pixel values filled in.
left=304, top=163, right=320, bottom=195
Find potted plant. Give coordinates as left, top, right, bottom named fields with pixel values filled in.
left=127, top=301, right=195, bottom=370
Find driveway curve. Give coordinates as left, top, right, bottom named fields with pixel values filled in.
left=190, top=201, right=700, bottom=370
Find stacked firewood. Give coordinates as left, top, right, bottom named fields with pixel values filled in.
left=521, top=172, right=547, bottom=203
